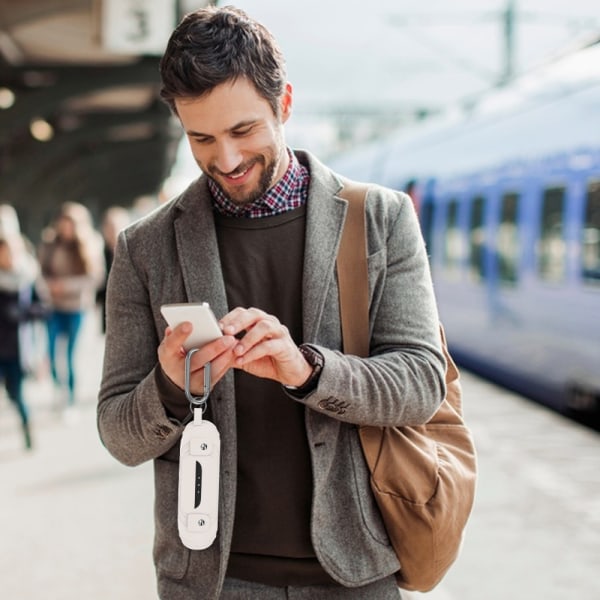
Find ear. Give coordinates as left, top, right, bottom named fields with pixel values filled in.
left=280, top=82, right=293, bottom=123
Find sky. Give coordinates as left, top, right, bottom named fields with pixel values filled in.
left=167, top=0, right=600, bottom=188
left=228, top=1, right=599, bottom=112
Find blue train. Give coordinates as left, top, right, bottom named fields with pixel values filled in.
left=331, top=40, right=600, bottom=421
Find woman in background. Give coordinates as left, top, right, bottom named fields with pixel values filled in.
left=0, top=207, right=47, bottom=450
left=38, top=202, right=104, bottom=413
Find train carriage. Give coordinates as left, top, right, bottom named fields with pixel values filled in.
left=331, top=41, right=600, bottom=420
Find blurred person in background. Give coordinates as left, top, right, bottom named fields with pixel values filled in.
left=38, top=202, right=104, bottom=415
left=97, top=206, right=131, bottom=333
left=0, top=206, right=48, bottom=450
left=404, top=179, right=420, bottom=215
left=0, top=204, right=37, bottom=256
left=0, top=204, right=22, bottom=240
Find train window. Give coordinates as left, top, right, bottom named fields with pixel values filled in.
left=498, top=192, right=519, bottom=285
left=582, top=180, right=600, bottom=283
left=444, top=200, right=461, bottom=276
left=537, top=187, right=565, bottom=282
left=469, top=196, right=485, bottom=282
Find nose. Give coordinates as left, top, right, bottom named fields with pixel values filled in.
left=214, top=138, right=243, bottom=175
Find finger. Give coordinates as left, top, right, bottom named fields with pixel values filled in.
left=207, top=346, right=237, bottom=383
left=158, top=325, right=188, bottom=366
left=219, top=306, right=268, bottom=337
left=159, top=333, right=236, bottom=390
left=233, top=337, right=279, bottom=367
left=187, top=336, right=237, bottom=390
left=162, top=321, right=193, bottom=355
left=233, top=316, right=286, bottom=357
left=187, top=335, right=237, bottom=371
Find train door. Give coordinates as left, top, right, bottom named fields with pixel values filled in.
left=537, top=185, right=566, bottom=284
left=419, top=179, right=436, bottom=258
left=468, top=195, right=486, bottom=283
left=497, top=191, right=520, bottom=287
left=444, top=197, right=462, bottom=280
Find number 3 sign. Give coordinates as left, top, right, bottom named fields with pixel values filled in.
left=100, top=0, right=176, bottom=55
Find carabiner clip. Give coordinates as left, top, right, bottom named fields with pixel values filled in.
left=184, top=348, right=211, bottom=413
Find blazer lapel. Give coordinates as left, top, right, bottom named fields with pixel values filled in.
left=300, top=152, right=347, bottom=344
left=173, top=180, right=230, bottom=320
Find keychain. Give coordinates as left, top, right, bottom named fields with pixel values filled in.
left=177, top=349, right=221, bottom=550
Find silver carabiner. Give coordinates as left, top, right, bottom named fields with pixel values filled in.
left=184, top=348, right=211, bottom=412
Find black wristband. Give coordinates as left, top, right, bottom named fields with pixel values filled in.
left=284, top=344, right=324, bottom=394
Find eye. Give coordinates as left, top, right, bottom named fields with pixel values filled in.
left=232, top=126, right=253, bottom=137
left=189, top=135, right=213, bottom=145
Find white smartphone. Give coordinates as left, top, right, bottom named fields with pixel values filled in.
left=161, top=302, right=223, bottom=351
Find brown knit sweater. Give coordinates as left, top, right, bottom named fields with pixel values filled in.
left=215, top=206, right=333, bottom=586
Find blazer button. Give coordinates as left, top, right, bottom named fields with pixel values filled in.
left=318, top=398, right=350, bottom=415
left=153, top=424, right=173, bottom=440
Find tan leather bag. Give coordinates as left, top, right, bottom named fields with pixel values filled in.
left=337, top=180, right=478, bottom=592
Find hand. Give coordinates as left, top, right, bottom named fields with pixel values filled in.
left=158, top=321, right=237, bottom=395
left=219, top=307, right=312, bottom=387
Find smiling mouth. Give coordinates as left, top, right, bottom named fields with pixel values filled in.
left=226, top=168, right=249, bottom=180
left=218, top=160, right=257, bottom=182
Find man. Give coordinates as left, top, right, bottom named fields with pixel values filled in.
left=97, top=6, right=446, bottom=599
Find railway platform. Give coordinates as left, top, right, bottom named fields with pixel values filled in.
left=1, top=310, right=598, bottom=600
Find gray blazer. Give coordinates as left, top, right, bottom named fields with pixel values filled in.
left=97, top=150, right=446, bottom=599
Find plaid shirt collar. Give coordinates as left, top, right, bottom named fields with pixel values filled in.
left=208, top=148, right=309, bottom=218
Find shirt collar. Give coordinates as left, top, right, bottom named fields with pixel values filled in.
left=208, top=148, right=309, bottom=218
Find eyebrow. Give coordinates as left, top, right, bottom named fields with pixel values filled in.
left=186, top=119, right=258, bottom=138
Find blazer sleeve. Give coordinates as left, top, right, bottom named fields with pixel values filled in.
left=97, top=230, right=184, bottom=467
left=291, top=189, right=447, bottom=427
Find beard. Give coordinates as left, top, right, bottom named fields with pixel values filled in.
left=205, top=153, right=279, bottom=207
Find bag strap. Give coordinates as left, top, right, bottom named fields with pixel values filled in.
left=336, top=179, right=370, bottom=358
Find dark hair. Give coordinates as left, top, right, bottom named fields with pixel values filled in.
left=159, top=6, right=287, bottom=116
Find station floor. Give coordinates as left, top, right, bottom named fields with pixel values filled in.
left=1, top=310, right=598, bottom=600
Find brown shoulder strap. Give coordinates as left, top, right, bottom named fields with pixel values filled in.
left=336, top=179, right=370, bottom=358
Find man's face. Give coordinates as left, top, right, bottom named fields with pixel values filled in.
left=175, top=78, right=292, bottom=206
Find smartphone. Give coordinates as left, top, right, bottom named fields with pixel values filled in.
left=161, top=302, right=223, bottom=351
